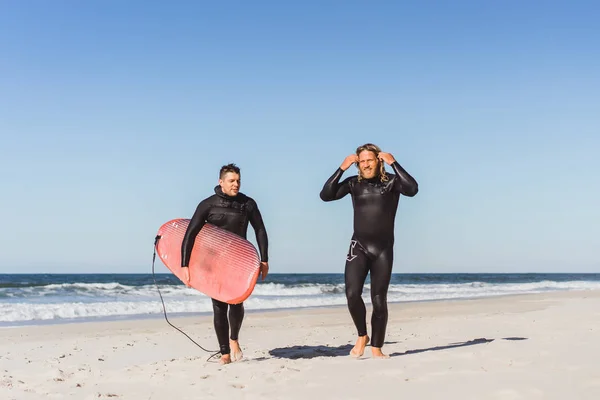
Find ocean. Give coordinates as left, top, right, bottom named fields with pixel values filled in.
left=1, top=273, right=599, bottom=327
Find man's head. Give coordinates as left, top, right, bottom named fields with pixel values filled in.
left=355, top=143, right=388, bottom=182
left=219, top=163, right=241, bottom=196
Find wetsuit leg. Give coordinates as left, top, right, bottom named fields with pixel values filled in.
left=369, top=247, right=394, bottom=348
left=228, top=302, right=244, bottom=341
left=211, top=298, right=230, bottom=354
left=344, top=240, right=370, bottom=337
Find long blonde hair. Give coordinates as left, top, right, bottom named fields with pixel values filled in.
left=355, top=143, right=389, bottom=182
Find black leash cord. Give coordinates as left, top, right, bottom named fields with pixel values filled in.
left=152, top=235, right=220, bottom=361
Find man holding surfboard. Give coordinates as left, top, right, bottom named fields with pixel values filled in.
left=320, top=143, right=418, bottom=358
left=181, top=163, right=269, bottom=365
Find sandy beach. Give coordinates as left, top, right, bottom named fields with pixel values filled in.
left=1, top=290, right=599, bottom=399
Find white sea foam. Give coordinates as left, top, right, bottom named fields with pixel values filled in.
left=1, top=279, right=598, bottom=324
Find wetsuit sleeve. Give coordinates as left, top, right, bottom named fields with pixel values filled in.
left=391, top=161, right=419, bottom=197
left=181, top=200, right=211, bottom=268
left=248, top=200, right=269, bottom=262
left=319, top=168, right=352, bottom=201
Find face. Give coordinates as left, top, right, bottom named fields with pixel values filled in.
left=357, top=150, right=379, bottom=179
left=219, top=172, right=240, bottom=196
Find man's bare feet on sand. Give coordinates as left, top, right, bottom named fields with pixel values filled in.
left=350, top=335, right=370, bottom=358
left=371, top=346, right=390, bottom=359
left=219, top=354, right=231, bottom=365
left=230, top=339, right=244, bottom=362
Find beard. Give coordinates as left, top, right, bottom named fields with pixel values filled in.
left=358, top=162, right=380, bottom=180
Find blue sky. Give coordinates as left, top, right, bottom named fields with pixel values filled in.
left=1, top=1, right=598, bottom=274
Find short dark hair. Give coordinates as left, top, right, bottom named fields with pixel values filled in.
left=219, top=163, right=240, bottom=179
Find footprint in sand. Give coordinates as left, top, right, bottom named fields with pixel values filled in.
left=50, top=368, right=75, bottom=384
left=1, top=378, right=13, bottom=388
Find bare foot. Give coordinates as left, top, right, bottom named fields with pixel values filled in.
left=350, top=335, right=370, bottom=358
left=230, top=340, right=243, bottom=362
left=220, top=354, right=231, bottom=365
left=371, top=347, right=390, bottom=359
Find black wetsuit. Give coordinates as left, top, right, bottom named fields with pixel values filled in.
left=320, top=161, right=418, bottom=348
left=181, top=186, right=268, bottom=355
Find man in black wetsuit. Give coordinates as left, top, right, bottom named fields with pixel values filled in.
left=181, top=163, right=269, bottom=365
left=320, top=143, right=418, bottom=358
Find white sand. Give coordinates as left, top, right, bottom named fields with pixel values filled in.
left=2, top=290, right=600, bottom=399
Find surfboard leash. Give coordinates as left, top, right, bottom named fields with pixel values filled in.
left=152, top=235, right=221, bottom=361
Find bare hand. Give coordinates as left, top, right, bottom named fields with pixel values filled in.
left=378, top=152, right=396, bottom=165
left=259, top=262, right=269, bottom=280
left=340, top=154, right=358, bottom=170
left=182, top=267, right=191, bottom=287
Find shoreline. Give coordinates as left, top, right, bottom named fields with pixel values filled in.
left=1, top=288, right=597, bottom=333
left=2, top=287, right=598, bottom=329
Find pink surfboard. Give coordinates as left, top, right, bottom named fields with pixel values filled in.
left=155, top=218, right=261, bottom=304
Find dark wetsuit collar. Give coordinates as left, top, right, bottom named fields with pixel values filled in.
left=214, top=185, right=239, bottom=199
left=360, top=174, right=381, bottom=184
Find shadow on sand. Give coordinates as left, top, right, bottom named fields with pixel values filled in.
left=268, top=344, right=354, bottom=360
left=267, top=341, right=399, bottom=360
left=264, top=337, right=527, bottom=360
left=388, top=336, right=527, bottom=357
left=389, top=337, right=494, bottom=357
